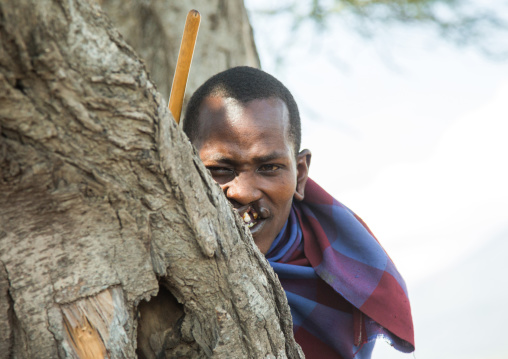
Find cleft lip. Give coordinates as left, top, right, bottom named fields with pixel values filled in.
left=237, top=205, right=251, bottom=219
left=234, top=205, right=269, bottom=238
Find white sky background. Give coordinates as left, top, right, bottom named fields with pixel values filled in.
left=245, top=1, right=508, bottom=358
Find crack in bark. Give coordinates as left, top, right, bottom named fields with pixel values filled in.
left=0, top=260, right=14, bottom=356
left=0, top=260, right=31, bottom=358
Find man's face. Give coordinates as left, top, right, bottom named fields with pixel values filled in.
left=193, top=95, right=310, bottom=254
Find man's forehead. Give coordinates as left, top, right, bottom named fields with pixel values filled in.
left=192, top=95, right=296, bottom=159
left=196, top=95, right=290, bottom=132
left=198, top=96, right=246, bottom=127
left=199, top=95, right=241, bottom=112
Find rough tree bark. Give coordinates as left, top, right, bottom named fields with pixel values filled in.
left=0, top=0, right=302, bottom=358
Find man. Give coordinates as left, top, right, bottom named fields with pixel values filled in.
left=183, top=66, right=415, bottom=359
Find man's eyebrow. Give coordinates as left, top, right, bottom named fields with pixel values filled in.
left=253, top=152, right=288, bottom=163
left=204, top=154, right=236, bottom=165
left=204, top=152, right=288, bottom=164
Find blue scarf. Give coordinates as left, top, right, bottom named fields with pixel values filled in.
left=266, top=179, right=414, bottom=359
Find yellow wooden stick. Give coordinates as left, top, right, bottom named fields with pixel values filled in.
left=168, top=10, right=201, bottom=124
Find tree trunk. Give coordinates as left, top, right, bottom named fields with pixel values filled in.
left=0, top=0, right=301, bottom=358
left=98, top=0, right=260, bottom=105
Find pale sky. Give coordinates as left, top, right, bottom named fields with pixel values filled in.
left=245, top=1, right=508, bottom=358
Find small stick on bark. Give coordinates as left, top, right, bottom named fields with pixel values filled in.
left=168, top=9, right=201, bottom=124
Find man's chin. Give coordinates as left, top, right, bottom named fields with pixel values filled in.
left=249, top=220, right=278, bottom=254
left=249, top=217, right=268, bottom=238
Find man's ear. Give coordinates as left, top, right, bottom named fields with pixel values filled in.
left=294, top=149, right=312, bottom=201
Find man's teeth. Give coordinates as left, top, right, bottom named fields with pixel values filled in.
left=243, top=212, right=251, bottom=223
left=242, top=211, right=258, bottom=228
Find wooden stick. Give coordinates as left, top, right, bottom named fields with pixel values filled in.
left=168, top=9, right=201, bottom=124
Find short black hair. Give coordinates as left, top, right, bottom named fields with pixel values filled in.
left=182, top=66, right=301, bottom=154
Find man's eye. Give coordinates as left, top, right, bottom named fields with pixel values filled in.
left=258, top=164, right=281, bottom=172
left=207, top=167, right=234, bottom=176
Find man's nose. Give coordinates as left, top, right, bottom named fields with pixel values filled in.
left=224, top=172, right=262, bottom=206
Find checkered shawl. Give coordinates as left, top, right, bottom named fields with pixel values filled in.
left=266, top=179, right=415, bottom=359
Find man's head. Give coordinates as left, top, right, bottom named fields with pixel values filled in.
left=184, top=66, right=302, bottom=155
left=183, top=67, right=311, bottom=253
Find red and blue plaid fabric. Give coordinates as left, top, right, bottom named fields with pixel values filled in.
left=266, top=179, right=415, bottom=359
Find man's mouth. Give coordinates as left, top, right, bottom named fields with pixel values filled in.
left=241, top=208, right=259, bottom=228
